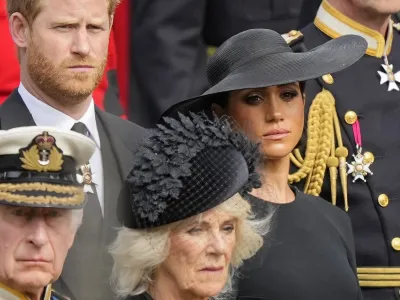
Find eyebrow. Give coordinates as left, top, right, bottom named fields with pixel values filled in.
left=197, top=217, right=236, bottom=227
left=50, top=17, right=108, bottom=26
left=278, top=83, right=299, bottom=88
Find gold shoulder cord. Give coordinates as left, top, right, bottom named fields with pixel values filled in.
left=288, top=88, right=349, bottom=211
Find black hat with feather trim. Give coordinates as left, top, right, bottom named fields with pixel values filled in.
left=118, top=112, right=262, bottom=229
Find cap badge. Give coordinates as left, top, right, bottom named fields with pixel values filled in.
left=19, top=131, right=64, bottom=172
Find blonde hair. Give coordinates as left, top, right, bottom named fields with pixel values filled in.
left=109, top=193, right=268, bottom=298
left=6, top=0, right=121, bottom=24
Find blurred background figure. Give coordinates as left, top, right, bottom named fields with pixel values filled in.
left=128, top=0, right=304, bottom=127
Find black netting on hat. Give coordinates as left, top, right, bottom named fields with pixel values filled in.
left=122, top=112, right=262, bottom=229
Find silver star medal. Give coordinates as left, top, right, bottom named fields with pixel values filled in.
left=76, top=164, right=94, bottom=193
left=347, top=146, right=373, bottom=183
left=377, top=64, right=400, bottom=91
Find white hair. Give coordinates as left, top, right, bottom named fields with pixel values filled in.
left=109, top=193, right=272, bottom=298
left=71, top=209, right=84, bottom=231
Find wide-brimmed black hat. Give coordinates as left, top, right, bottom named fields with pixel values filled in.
left=118, top=113, right=262, bottom=229
left=0, top=126, right=96, bottom=209
left=162, top=28, right=367, bottom=118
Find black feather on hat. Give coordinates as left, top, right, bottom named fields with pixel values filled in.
left=118, top=112, right=262, bottom=229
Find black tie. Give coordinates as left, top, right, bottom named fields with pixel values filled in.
left=70, top=122, right=103, bottom=233
left=70, top=122, right=104, bottom=299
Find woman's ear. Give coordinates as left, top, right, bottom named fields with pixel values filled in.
left=302, top=93, right=306, bottom=107
left=211, top=103, right=225, bottom=117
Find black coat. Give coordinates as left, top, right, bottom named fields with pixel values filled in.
left=0, top=91, right=149, bottom=300
left=236, top=191, right=361, bottom=300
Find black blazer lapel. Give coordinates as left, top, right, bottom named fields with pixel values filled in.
left=95, top=109, right=133, bottom=233
left=0, top=90, right=36, bottom=129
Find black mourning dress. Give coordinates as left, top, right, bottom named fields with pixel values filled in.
left=236, top=189, right=362, bottom=300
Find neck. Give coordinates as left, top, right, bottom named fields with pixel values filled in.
left=328, top=0, right=391, bottom=35
left=20, top=71, right=91, bottom=120
left=149, top=279, right=208, bottom=300
left=251, top=155, right=295, bottom=204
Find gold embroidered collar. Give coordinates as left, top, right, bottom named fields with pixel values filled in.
left=0, top=283, right=52, bottom=300
left=314, top=0, right=394, bottom=57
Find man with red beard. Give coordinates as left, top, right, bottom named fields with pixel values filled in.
left=0, top=0, right=148, bottom=299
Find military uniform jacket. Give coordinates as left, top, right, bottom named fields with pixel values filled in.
left=289, top=1, right=400, bottom=299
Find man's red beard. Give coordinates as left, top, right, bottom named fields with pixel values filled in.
left=26, top=39, right=107, bottom=106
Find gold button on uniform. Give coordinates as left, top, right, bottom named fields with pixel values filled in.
left=345, top=111, right=358, bottom=125
left=289, top=30, right=298, bottom=37
left=363, top=152, right=375, bottom=164
left=378, top=194, right=389, bottom=207
left=392, top=238, right=400, bottom=251
left=322, top=74, right=334, bottom=84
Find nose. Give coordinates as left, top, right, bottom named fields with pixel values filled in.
left=27, top=218, right=50, bottom=247
left=265, top=97, right=284, bottom=122
left=206, top=232, right=226, bottom=255
left=71, top=28, right=91, bottom=56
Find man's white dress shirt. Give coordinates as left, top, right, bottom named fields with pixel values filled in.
left=18, top=83, right=105, bottom=215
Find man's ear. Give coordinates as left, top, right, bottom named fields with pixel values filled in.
left=9, top=12, right=31, bottom=48
left=211, top=103, right=225, bottom=117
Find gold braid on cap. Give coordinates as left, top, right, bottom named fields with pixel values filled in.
left=289, top=89, right=349, bottom=211
left=0, top=183, right=84, bottom=206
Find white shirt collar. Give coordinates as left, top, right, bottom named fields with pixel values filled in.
left=314, top=0, right=394, bottom=58
left=18, top=83, right=101, bottom=148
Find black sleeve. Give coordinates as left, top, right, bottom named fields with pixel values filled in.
left=129, top=0, right=209, bottom=127
left=320, top=204, right=364, bottom=300
left=340, top=214, right=363, bottom=299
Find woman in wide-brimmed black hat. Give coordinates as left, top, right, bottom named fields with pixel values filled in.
left=162, top=29, right=368, bottom=300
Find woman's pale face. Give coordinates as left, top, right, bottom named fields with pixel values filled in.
left=155, top=209, right=237, bottom=299
left=215, top=84, right=304, bottom=160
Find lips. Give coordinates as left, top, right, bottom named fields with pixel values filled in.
left=262, top=128, right=290, bottom=140
left=200, top=266, right=224, bottom=272
left=18, top=257, right=51, bottom=263
left=264, top=128, right=290, bottom=136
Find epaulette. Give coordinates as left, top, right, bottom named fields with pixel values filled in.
left=282, top=30, right=304, bottom=47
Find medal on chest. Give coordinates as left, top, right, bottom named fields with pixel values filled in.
left=76, top=163, right=94, bottom=193
left=345, top=113, right=374, bottom=183
left=377, top=22, right=400, bottom=91
left=347, top=145, right=373, bottom=182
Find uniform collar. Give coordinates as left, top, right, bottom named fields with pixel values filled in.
left=0, top=283, right=52, bottom=300
left=314, top=0, right=394, bottom=57
left=18, top=83, right=101, bottom=149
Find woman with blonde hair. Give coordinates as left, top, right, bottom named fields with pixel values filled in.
left=162, top=29, right=368, bottom=299
left=110, top=113, right=267, bottom=300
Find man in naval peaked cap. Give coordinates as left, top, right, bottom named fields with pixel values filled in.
left=0, top=126, right=95, bottom=300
